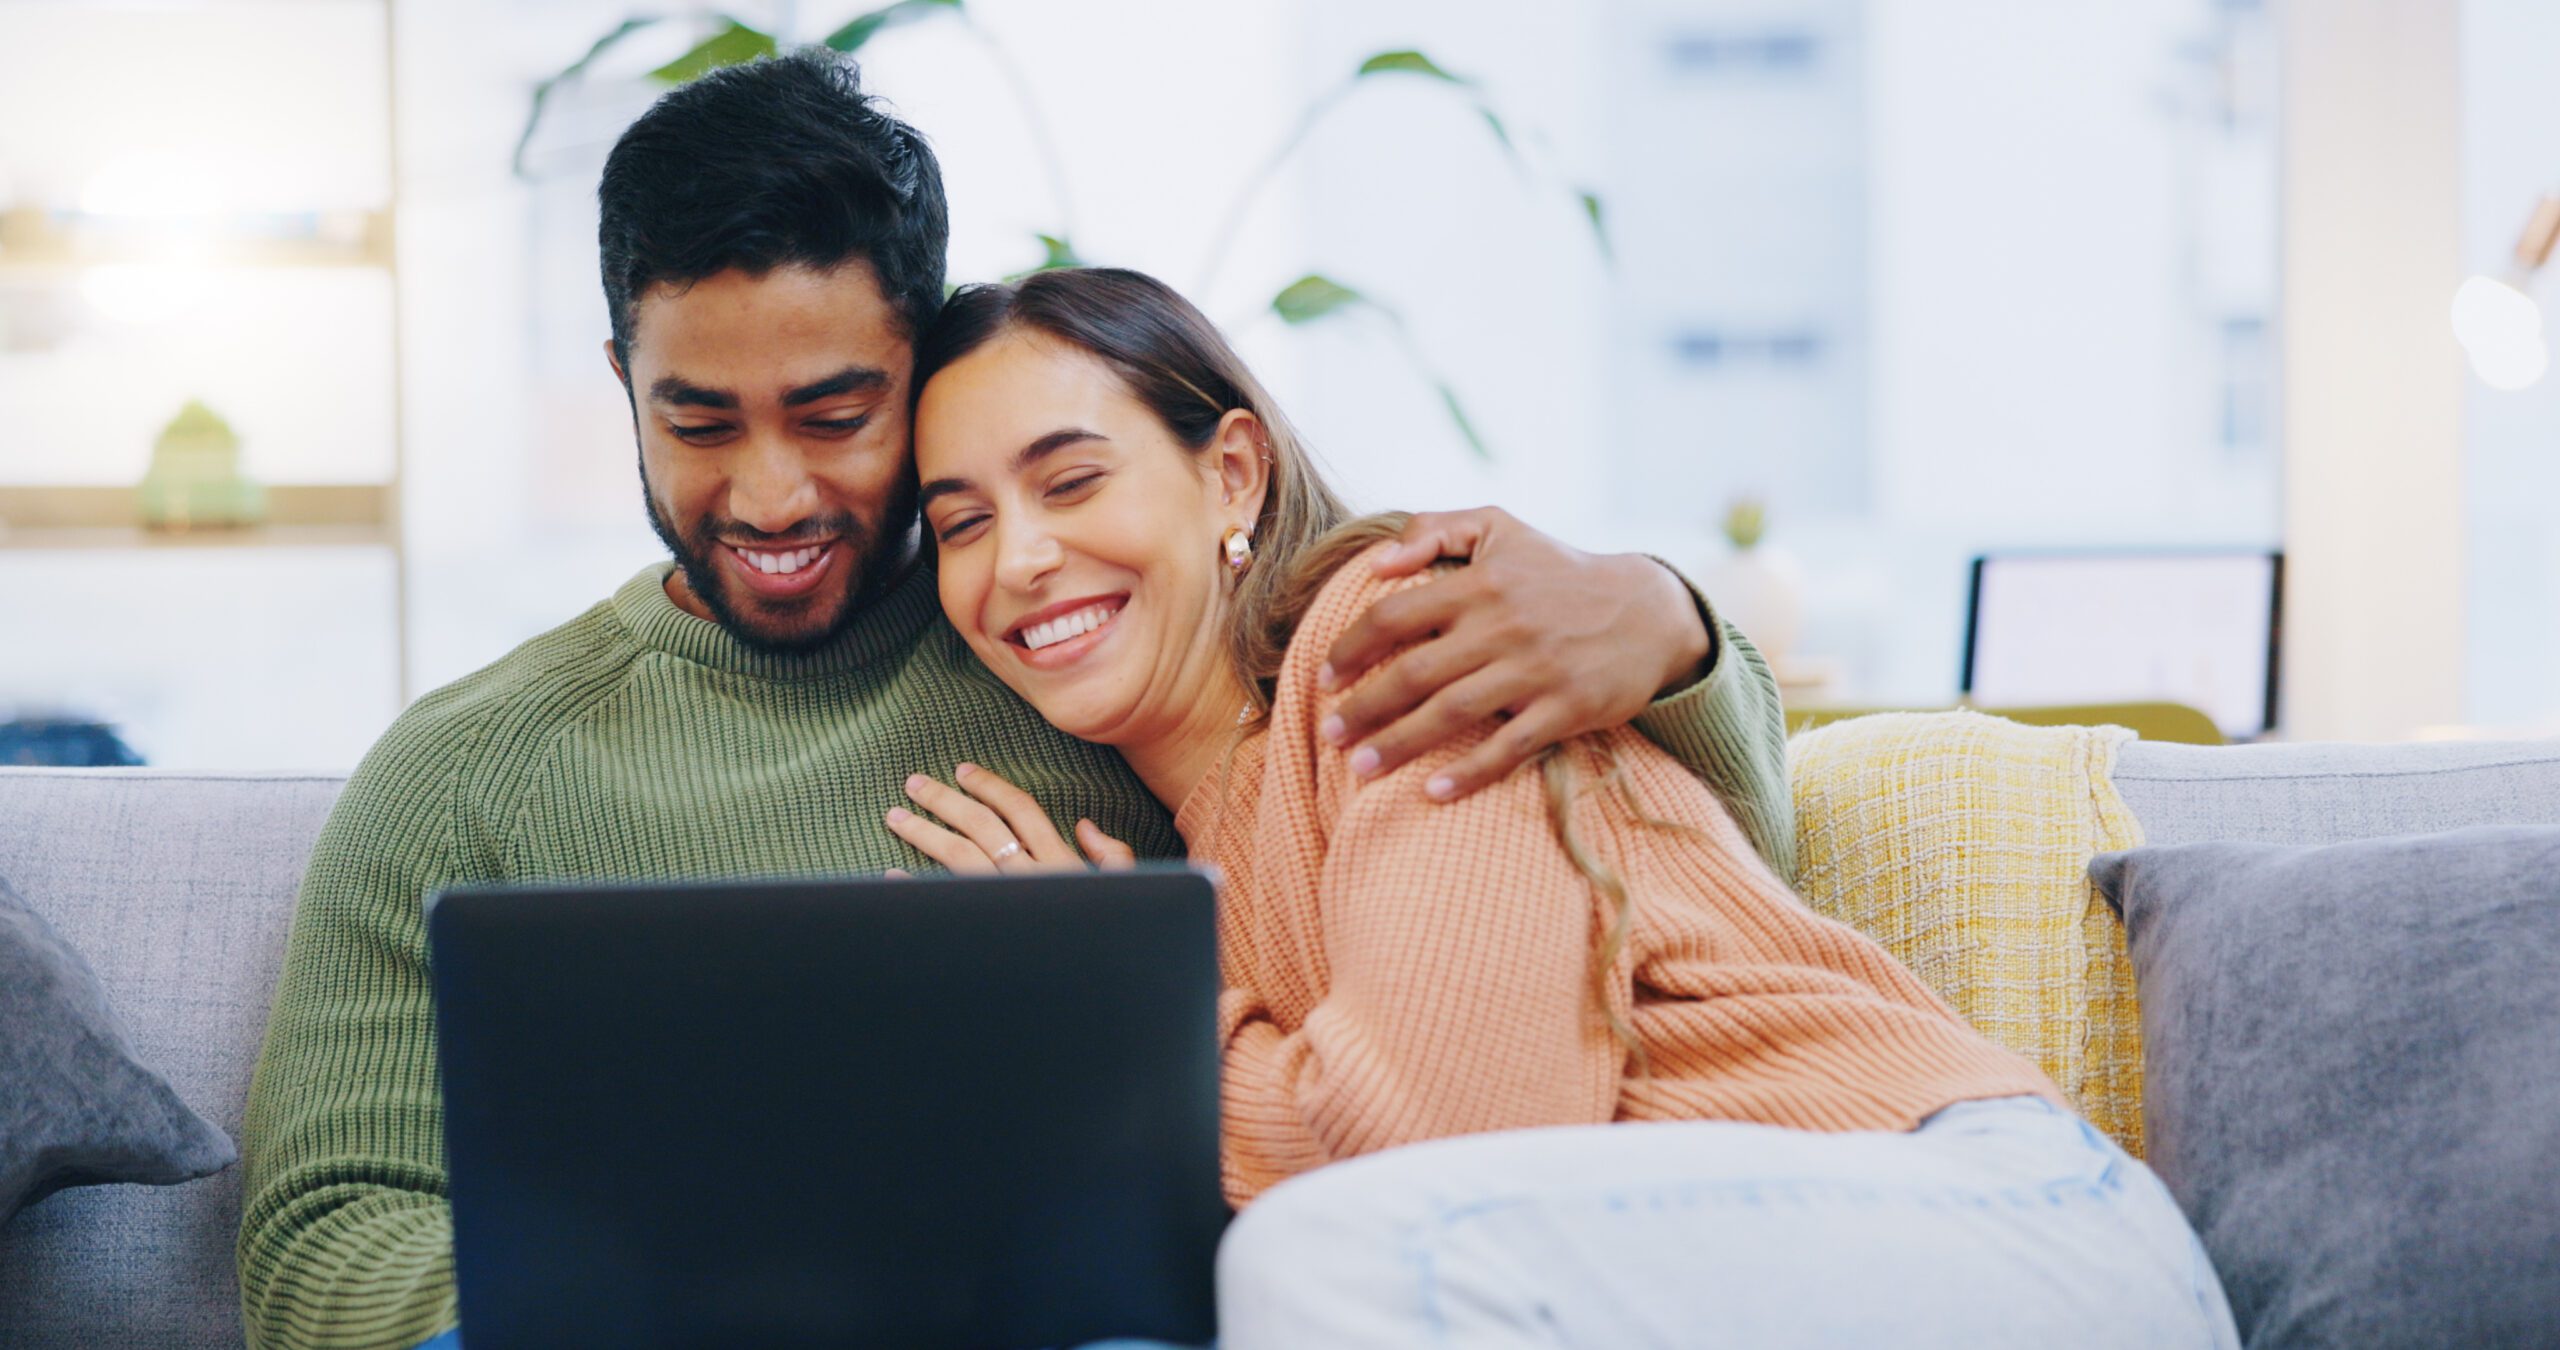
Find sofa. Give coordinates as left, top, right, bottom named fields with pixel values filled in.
left=5, top=734, right=2559, bottom=1348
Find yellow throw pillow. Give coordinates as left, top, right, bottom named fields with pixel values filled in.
left=1787, top=710, right=2147, bottom=1154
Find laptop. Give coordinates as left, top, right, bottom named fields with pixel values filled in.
left=1963, top=549, right=2283, bottom=739
left=426, top=868, right=1225, bottom=1350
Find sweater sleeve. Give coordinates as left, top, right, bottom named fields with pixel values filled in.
left=1219, top=557, right=1622, bottom=1201
left=1629, top=562, right=1797, bottom=883
left=236, top=701, right=486, bottom=1350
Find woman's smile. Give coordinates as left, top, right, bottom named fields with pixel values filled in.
left=1001, top=592, right=1130, bottom=669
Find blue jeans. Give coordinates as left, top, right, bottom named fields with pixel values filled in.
left=1214, top=1095, right=2239, bottom=1349
left=423, top=1334, right=1188, bottom=1349
left=422, top=1331, right=1187, bottom=1348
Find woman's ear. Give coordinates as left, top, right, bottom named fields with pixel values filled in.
left=1211, top=408, right=1273, bottom=526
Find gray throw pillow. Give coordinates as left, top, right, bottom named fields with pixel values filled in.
left=2090, top=827, right=2560, bottom=1349
left=0, top=872, right=235, bottom=1224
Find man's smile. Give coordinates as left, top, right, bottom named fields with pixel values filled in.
left=721, top=539, right=840, bottom=600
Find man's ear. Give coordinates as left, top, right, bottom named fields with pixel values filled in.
left=606, top=339, right=642, bottom=420
left=1211, top=408, right=1272, bottom=525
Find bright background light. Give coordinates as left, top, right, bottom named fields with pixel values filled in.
left=2452, top=273, right=2548, bottom=390
left=77, top=261, right=215, bottom=327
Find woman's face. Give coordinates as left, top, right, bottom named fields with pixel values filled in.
left=914, top=328, right=1264, bottom=750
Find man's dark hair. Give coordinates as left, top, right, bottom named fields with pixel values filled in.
left=597, top=47, right=948, bottom=369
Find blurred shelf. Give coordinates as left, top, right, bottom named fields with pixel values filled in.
left=0, top=524, right=393, bottom=552
left=0, top=0, right=412, bottom=706
left=0, top=485, right=393, bottom=548
left=0, top=207, right=393, bottom=273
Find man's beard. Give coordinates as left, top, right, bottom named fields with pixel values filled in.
left=639, top=462, right=918, bottom=655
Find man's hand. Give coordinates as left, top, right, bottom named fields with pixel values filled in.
left=1317, top=507, right=1714, bottom=801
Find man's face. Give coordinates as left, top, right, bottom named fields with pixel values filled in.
left=612, top=262, right=916, bottom=652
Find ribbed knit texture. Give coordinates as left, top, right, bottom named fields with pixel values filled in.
left=234, top=560, right=1182, bottom=1350
left=1185, top=554, right=2058, bottom=1207
left=1647, top=556, right=1798, bottom=885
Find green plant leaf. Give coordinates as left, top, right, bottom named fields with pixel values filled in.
left=1000, top=233, right=1085, bottom=281
left=1273, top=274, right=1490, bottom=458
left=650, top=20, right=776, bottom=84
left=1271, top=274, right=1366, bottom=325
left=1437, top=382, right=1491, bottom=461
left=1357, top=49, right=1467, bottom=83
left=1479, top=107, right=1514, bottom=153
left=826, top=0, right=962, bottom=54
left=1578, top=189, right=1612, bottom=262
left=514, top=16, right=667, bottom=178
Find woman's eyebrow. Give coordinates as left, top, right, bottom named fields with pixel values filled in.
left=1012, top=428, right=1107, bottom=470
left=919, top=428, right=1108, bottom=511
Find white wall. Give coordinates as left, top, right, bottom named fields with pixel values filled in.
left=1282, top=0, right=1612, bottom=540
left=2277, top=0, right=2464, bottom=742
left=2461, top=0, right=2560, bottom=731
left=1801, top=0, right=2278, bottom=702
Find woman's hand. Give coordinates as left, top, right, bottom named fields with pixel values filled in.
left=882, top=762, right=1136, bottom=876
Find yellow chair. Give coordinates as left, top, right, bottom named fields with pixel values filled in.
left=1787, top=701, right=2225, bottom=746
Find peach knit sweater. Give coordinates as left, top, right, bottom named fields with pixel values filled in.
left=1178, top=554, right=2061, bottom=1207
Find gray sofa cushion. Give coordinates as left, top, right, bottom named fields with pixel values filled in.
left=2111, top=738, right=2560, bottom=847
left=0, top=770, right=342, bottom=1350
left=2091, top=828, right=2560, bottom=1349
left=1, top=870, right=235, bottom=1220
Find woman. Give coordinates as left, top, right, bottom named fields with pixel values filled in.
left=887, top=268, right=2237, bottom=1349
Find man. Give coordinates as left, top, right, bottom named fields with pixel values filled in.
left=236, top=49, right=1792, bottom=1350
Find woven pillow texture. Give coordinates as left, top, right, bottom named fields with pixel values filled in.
left=1786, top=710, right=2145, bottom=1152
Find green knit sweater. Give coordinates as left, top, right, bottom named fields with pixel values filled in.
left=236, top=557, right=1794, bottom=1350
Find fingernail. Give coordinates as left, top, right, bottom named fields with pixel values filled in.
left=1316, top=663, right=1338, bottom=690
left=1349, top=746, right=1381, bottom=777
left=904, top=774, right=926, bottom=792
left=1320, top=714, right=1346, bottom=744
left=955, top=762, right=975, bottom=777
left=1426, top=776, right=1457, bottom=800
left=886, top=807, right=912, bottom=824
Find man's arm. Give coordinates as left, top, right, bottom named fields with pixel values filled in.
left=1315, top=506, right=1796, bottom=882
left=238, top=709, right=480, bottom=1350
left=1626, top=583, right=1797, bottom=883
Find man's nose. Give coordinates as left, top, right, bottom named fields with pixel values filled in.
left=727, top=433, right=821, bottom=535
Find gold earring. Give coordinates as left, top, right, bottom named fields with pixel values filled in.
left=1222, top=527, right=1254, bottom=575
